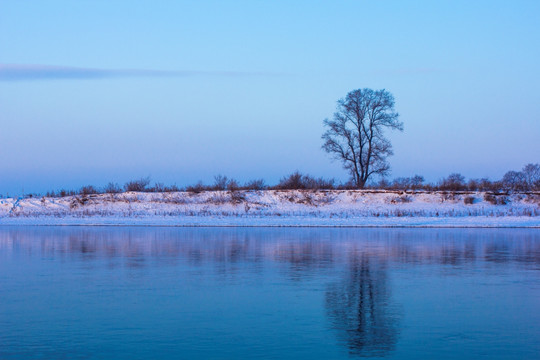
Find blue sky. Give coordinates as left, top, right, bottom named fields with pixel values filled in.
left=1, top=1, right=539, bottom=195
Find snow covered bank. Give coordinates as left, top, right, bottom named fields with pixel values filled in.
left=1, top=190, right=539, bottom=227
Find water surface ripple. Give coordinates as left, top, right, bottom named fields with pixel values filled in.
left=0, top=227, right=539, bottom=359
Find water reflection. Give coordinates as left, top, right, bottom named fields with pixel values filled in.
left=0, top=227, right=539, bottom=358
left=2, top=228, right=539, bottom=265
left=326, top=253, right=399, bottom=356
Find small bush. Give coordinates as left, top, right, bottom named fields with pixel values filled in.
left=277, top=171, right=305, bottom=189
left=464, top=196, right=475, bottom=205
left=230, top=191, right=246, bottom=204
left=104, top=182, right=122, bottom=194
left=227, top=179, right=240, bottom=191
left=124, top=177, right=151, bottom=192
left=440, top=191, right=458, bottom=202
left=186, top=181, right=207, bottom=194
left=484, top=193, right=496, bottom=205
left=164, top=184, right=180, bottom=192
left=59, top=189, right=76, bottom=197
left=212, top=175, right=229, bottom=190
left=275, top=171, right=335, bottom=190
left=390, top=195, right=412, bottom=204
left=439, top=173, right=466, bottom=191
left=150, top=182, right=166, bottom=192
left=524, top=194, right=540, bottom=205
left=79, top=185, right=98, bottom=195
left=484, top=193, right=508, bottom=205
left=244, top=179, right=266, bottom=190
left=303, top=176, right=335, bottom=190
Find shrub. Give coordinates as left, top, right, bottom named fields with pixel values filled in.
left=387, top=176, right=425, bottom=190
left=164, top=184, right=180, bottom=192
left=59, top=189, right=76, bottom=197
left=104, top=182, right=122, bottom=194
left=484, top=193, right=496, bottom=205
left=230, top=191, right=246, bottom=203
left=390, top=195, right=412, bottom=203
left=186, top=181, right=207, bottom=194
left=124, top=177, right=151, bottom=192
left=391, top=177, right=411, bottom=190
left=373, top=178, right=391, bottom=189
left=439, top=173, right=466, bottom=191
left=276, top=171, right=305, bottom=189
left=211, top=175, right=241, bottom=191
left=213, top=175, right=229, bottom=190
left=501, top=171, right=527, bottom=191
left=79, top=185, right=98, bottom=195
left=440, top=191, right=458, bottom=202
left=150, top=182, right=166, bottom=192
left=410, top=175, right=425, bottom=190
left=467, top=178, right=496, bottom=192
left=464, top=196, right=475, bottom=205
left=484, top=193, right=508, bottom=205
left=244, top=179, right=266, bottom=190
left=227, top=179, right=240, bottom=191
left=275, top=171, right=335, bottom=190
left=524, top=194, right=540, bottom=205
left=303, top=176, right=335, bottom=190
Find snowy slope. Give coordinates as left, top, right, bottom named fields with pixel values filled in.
left=0, top=190, right=539, bottom=227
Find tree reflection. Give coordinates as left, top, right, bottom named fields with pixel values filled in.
left=326, top=253, right=399, bottom=357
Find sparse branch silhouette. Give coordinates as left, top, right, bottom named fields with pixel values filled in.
left=322, top=88, right=403, bottom=188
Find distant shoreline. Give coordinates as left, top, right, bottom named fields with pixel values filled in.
left=1, top=190, right=539, bottom=228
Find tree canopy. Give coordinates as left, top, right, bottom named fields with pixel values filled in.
left=322, top=88, right=403, bottom=188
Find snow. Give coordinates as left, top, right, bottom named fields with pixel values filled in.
left=0, top=190, right=539, bottom=228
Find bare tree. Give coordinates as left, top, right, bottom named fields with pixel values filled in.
left=501, top=170, right=527, bottom=191
left=522, top=163, right=540, bottom=190
left=440, top=173, right=466, bottom=191
left=322, top=88, right=403, bottom=188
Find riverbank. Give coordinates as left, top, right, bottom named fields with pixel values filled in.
left=1, top=190, right=539, bottom=228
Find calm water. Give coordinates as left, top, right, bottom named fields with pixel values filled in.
left=0, top=227, right=539, bottom=359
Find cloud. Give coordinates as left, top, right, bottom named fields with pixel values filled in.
left=0, top=64, right=275, bottom=81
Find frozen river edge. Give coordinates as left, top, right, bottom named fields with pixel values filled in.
left=1, top=216, right=540, bottom=228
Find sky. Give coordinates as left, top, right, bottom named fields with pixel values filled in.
left=1, top=0, right=539, bottom=195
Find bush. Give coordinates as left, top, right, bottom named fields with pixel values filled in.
left=230, top=191, right=246, bottom=203
left=390, top=195, right=412, bottom=203
left=276, top=171, right=305, bottom=189
left=410, top=175, right=425, bottom=190
left=439, top=173, right=466, bottom=191
left=59, top=189, right=76, bottom=197
left=275, top=171, right=335, bottom=190
left=390, top=177, right=410, bottom=190
left=227, top=179, right=240, bottom=191
left=468, top=178, right=495, bottom=191
left=186, top=181, right=207, bottom=194
left=464, top=196, right=475, bottom=205
left=164, top=184, right=180, bottom=192
left=484, top=193, right=508, bottom=205
left=522, top=163, right=540, bottom=190
left=304, top=176, right=335, bottom=190
left=211, top=175, right=241, bottom=191
left=244, top=179, right=266, bottom=190
left=79, top=185, right=98, bottom=195
left=124, top=177, right=151, bottom=192
left=150, top=182, right=166, bottom=192
left=384, top=175, right=425, bottom=190
left=373, top=178, right=391, bottom=189
left=212, top=175, right=229, bottom=190
left=104, top=182, right=122, bottom=194
left=484, top=193, right=496, bottom=205
left=501, top=171, right=527, bottom=191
